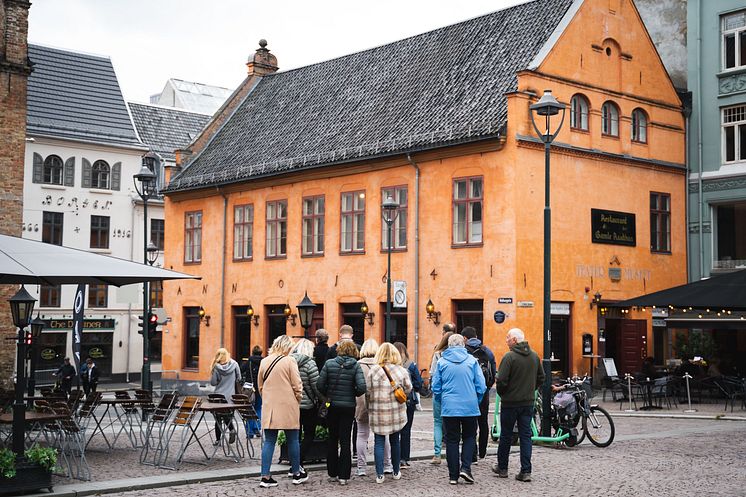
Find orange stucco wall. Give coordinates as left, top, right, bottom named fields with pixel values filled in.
left=161, top=0, right=686, bottom=381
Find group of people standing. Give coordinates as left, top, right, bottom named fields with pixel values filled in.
left=210, top=322, right=543, bottom=488
left=53, top=356, right=99, bottom=397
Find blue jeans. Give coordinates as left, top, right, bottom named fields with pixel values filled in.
left=374, top=432, right=400, bottom=477
left=433, top=396, right=443, bottom=456
left=262, top=429, right=300, bottom=476
left=443, top=416, right=477, bottom=480
left=248, top=395, right=262, bottom=435
left=497, top=405, right=533, bottom=474
left=400, top=403, right=415, bottom=461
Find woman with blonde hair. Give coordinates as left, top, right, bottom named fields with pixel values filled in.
left=257, top=335, right=307, bottom=487
left=209, top=348, right=241, bottom=444
left=291, top=338, right=321, bottom=471
left=354, top=338, right=392, bottom=476
left=317, top=339, right=366, bottom=485
left=366, top=342, right=412, bottom=484
left=429, top=331, right=454, bottom=464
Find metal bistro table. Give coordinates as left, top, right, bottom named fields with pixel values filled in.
left=638, top=378, right=663, bottom=411
left=173, top=401, right=244, bottom=466
left=0, top=411, right=65, bottom=447
left=86, top=397, right=153, bottom=451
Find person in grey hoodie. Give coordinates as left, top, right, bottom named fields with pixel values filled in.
left=209, top=348, right=241, bottom=444
left=291, top=338, right=322, bottom=469
left=492, top=328, right=545, bottom=482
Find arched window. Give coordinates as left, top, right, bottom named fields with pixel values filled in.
left=43, top=155, right=63, bottom=185
left=631, top=108, right=648, bottom=143
left=570, top=94, right=589, bottom=130
left=91, top=160, right=110, bottom=189
left=602, top=101, right=619, bottom=136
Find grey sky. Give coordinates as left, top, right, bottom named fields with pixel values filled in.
left=28, top=0, right=523, bottom=104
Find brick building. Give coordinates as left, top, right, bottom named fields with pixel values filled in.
left=0, top=0, right=32, bottom=388
left=160, top=0, right=687, bottom=384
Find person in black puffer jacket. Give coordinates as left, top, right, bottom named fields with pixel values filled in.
left=317, top=340, right=366, bottom=485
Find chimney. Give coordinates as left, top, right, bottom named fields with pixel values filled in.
left=247, top=39, right=278, bottom=76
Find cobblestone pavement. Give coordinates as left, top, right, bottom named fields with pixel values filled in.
left=72, top=412, right=746, bottom=497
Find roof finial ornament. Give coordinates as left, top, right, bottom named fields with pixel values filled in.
left=259, top=39, right=268, bottom=49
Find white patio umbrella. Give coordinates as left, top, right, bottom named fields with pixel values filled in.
left=0, top=233, right=200, bottom=285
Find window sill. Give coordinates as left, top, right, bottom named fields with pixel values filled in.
left=451, top=242, right=483, bottom=249
left=232, top=257, right=253, bottom=263
left=650, top=250, right=672, bottom=255
left=601, top=133, right=620, bottom=140
left=265, top=255, right=288, bottom=260
left=379, top=248, right=407, bottom=253
left=40, top=184, right=66, bottom=191
left=89, top=188, right=113, bottom=195
left=570, top=127, right=590, bottom=134
left=89, top=248, right=111, bottom=254
left=301, top=253, right=325, bottom=258
left=340, top=250, right=366, bottom=256
left=181, top=368, right=199, bottom=373
left=631, top=139, right=648, bottom=145
left=183, top=260, right=202, bottom=265
left=717, top=67, right=746, bottom=78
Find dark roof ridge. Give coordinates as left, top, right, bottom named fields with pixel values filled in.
left=263, top=0, right=543, bottom=79
left=28, top=42, right=111, bottom=61
left=128, top=100, right=213, bottom=117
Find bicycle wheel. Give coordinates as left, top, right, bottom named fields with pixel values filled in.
left=583, top=406, right=615, bottom=447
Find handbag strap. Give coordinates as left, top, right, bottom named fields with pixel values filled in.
left=382, top=365, right=398, bottom=388
left=263, top=355, right=285, bottom=382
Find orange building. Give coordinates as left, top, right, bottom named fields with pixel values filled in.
left=161, top=0, right=686, bottom=388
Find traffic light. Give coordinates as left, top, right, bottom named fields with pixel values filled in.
left=24, top=331, right=32, bottom=346
left=148, top=312, right=158, bottom=334
left=137, top=315, right=146, bottom=335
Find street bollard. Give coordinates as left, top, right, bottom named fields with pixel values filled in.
left=624, top=372, right=636, bottom=412
left=683, top=372, right=697, bottom=413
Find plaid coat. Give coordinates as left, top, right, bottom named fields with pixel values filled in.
left=365, top=363, right=413, bottom=435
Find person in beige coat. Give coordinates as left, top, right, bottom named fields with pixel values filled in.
left=257, top=335, right=307, bottom=487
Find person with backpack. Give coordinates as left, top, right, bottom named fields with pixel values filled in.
left=291, top=338, right=322, bottom=471
left=461, top=326, right=496, bottom=461
left=393, top=342, right=422, bottom=468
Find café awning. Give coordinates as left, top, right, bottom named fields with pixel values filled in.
left=619, top=269, right=746, bottom=311
left=0, top=233, right=200, bottom=286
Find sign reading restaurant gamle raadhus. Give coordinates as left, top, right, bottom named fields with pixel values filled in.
left=591, top=208, right=635, bottom=246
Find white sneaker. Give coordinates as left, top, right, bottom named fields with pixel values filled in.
left=393, top=472, right=401, bottom=480
left=327, top=476, right=338, bottom=483
left=339, top=479, right=348, bottom=486
left=356, top=470, right=367, bottom=477
left=384, top=467, right=394, bottom=474
left=376, top=475, right=385, bottom=484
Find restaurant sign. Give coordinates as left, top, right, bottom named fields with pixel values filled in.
left=591, top=209, right=636, bottom=247
left=43, top=319, right=115, bottom=331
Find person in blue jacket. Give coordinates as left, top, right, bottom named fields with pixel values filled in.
left=431, top=333, right=486, bottom=486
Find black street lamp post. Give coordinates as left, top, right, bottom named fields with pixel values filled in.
left=26, top=314, right=45, bottom=408
left=134, top=152, right=159, bottom=392
left=381, top=195, right=399, bottom=343
left=8, top=286, right=36, bottom=454
left=529, top=89, right=565, bottom=437
left=296, top=292, right=316, bottom=339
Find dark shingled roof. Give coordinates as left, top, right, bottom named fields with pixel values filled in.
left=128, top=102, right=211, bottom=161
left=166, top=0, right=574, bottom=193
left=27, top=44, right=142, bottom=147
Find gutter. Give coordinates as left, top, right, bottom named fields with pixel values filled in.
left=406, top=153, right=420, bottom=364
left=696, top=0, right=705, bottom=279
left=219, top=188, right=228, bottom=348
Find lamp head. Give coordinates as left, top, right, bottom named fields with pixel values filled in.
left=8, top=285, right=36, bottom=329
left=530, top=90, right=564, bottom=116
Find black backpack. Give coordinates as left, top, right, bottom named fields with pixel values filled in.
left=467, top=344, right=495, bottom=388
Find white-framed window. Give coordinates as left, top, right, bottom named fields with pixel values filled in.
left=184, top=211, right=202, bottom=263
left=266, top=200, right=287, bottom=258
left=233, top=204, right=253, bottom=260
left=723, top=105, right=746, bottom=163
left=91, top=160, right=110, bottom=189
left=43, top=155, right=64, bottom=185
left=570, top=94, right=589, bottom=131
left=602, top=102, right=619, bottom=137
left=453, top=177, right=483, bottom=245
left=631, top=108, right=648, bottom=143
left=302, top=195, right=324, bottom=256
left=722, top=10, right=746, bottom=70
left=341, top=191, right=365, bottom=253
left=381, top=186, right=407, bottom=250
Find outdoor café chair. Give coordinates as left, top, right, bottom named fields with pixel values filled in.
left=66, top=390, right=85, bottom=414
left=158, top=395, right=202, bottom=470
left=231, top=393, right=259, bottom=459
left=651, top=376, right=678, bottom=409
left=140, top=391, right=179, bottom=466
left=51, top=401, right=90, bottom=481
left=75, top=391, right=102, bottom=434
left=112, top=390, right=142, bottom=447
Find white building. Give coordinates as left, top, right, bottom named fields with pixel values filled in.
left=23, top=44, right=159, bottom=383
left=149, top=78, right=232, bottom=116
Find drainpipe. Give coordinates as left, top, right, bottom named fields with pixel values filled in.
left=696, top=0, right=705, bottom=279
left=219, top=188, right=228, bottom=348
left=684, top=107, right=691, bottom=283
left=125, top=197, right=137, bottom=383
left=406, top=153, right=420, bottom=364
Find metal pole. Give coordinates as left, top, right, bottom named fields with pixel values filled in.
left=141, top=198, right=151, bottom=392
left=624, top=372, right=636, bottom=412
left=12, top=327, right=26, bottom=454
left=540, top=140, right=553, bottom=437
left=683, top=372, right=696, bottom=412
left=386, top=220, right=393, bottom=343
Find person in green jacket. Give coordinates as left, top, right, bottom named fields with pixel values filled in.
left=492, top=328, right=545, bottom=482
left=292, top=338, right=322, bottom=471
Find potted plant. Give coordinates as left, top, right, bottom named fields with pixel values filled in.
left=277, top=426, right=328, bottom=463
left=0, top=445, right=57, bottom=495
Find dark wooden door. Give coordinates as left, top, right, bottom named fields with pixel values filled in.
left=618, top=319, right=647, bottom=375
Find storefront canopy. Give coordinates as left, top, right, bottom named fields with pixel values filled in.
left=0, top=233, right=200, bottom=286
left=619, top=269, right=746, bottom=311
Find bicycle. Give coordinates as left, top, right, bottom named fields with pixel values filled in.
left=491, top=375, right=614, bottom=448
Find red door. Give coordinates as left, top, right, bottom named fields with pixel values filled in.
left=618, top=320, right=647, bottom=375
